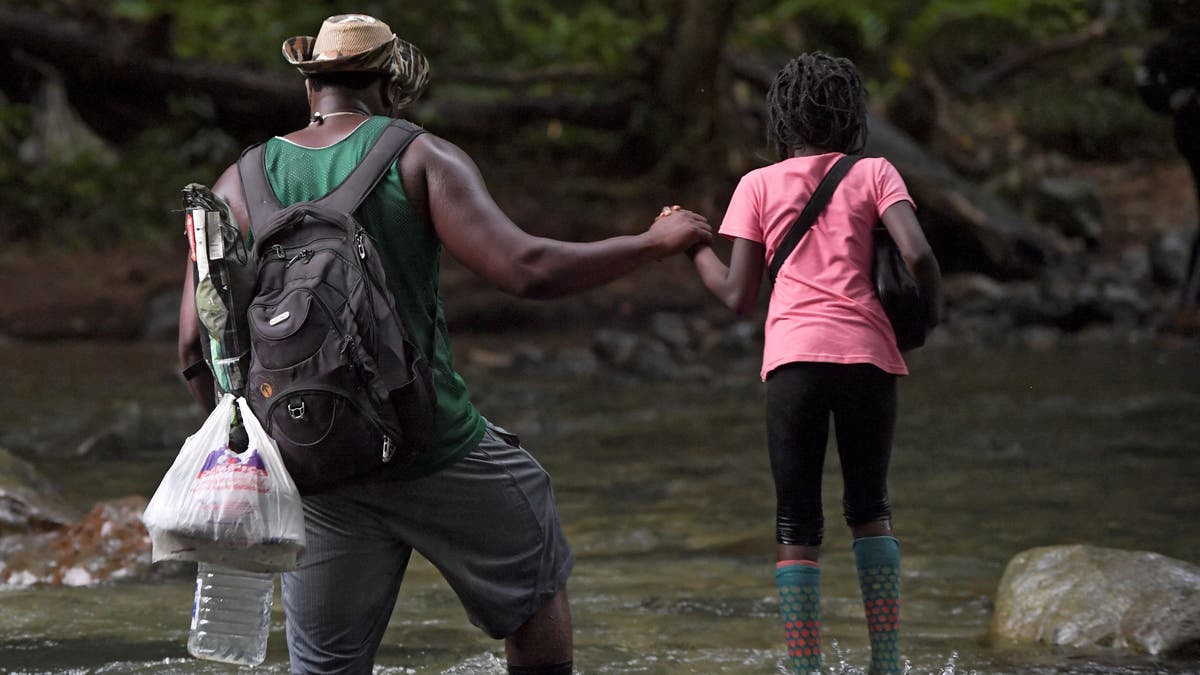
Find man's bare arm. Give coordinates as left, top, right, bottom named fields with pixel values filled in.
left=405, top=135, right=712, bottom=299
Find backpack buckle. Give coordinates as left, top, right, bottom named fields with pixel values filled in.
left=382, top=435, right=395, bottom=462
left=287, top=399, right=306, bottom=420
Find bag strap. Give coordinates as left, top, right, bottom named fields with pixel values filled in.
left=319, top=118, right=424, bottom=214
left=238, top=118, right=426, bottom=256
left=237, top=142, right=277, bottom=236
left=767, top=154, right=861, bottom=286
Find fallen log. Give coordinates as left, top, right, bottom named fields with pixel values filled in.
left=867, top=112, right=1067, bottom=279
left=1, top=6, right=639, bottom=144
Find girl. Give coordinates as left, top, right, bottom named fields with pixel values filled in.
left=689, top=52, right=942, bottom=674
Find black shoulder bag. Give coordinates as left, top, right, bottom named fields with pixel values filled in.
left=768, top=154, right=926, bottom=352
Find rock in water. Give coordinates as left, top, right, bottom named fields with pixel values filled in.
left=0, top=496, right=155, bottom=587
left=991, top=544, right=1200, bottom=656
left=0, top=446, right=81, bottom=535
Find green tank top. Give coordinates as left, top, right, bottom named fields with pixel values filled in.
left=263, top=116, right=484, bottom=478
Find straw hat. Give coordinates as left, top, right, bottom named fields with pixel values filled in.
left=282, top=14, right=429, bottom=109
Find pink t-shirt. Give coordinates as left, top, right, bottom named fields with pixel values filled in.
left=720, top=153, right=913, bottom=379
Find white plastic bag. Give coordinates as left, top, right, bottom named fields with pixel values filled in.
left=143, top=394, right=306, bottom=572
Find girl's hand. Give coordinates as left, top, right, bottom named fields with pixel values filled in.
left=647, top=205, right=711, bottom=256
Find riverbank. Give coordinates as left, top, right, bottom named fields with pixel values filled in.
left=0, top=157, right=1195, bottom=345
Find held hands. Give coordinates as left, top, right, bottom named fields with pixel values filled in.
left=648, top=204, right=712, bottom=258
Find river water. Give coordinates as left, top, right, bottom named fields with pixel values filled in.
left=0, top=336, right=1198, bottom=674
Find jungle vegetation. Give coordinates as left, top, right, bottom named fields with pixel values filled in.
left=0, top=0, right=1187, bottom=248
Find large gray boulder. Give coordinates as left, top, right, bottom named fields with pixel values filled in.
left=991, top=545, right=1200, bottom=656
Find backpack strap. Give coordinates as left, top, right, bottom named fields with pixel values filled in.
left=237, top=142, right=279, bottom=237
left=237, top=118, right=426, bottom=257
left=318, top=118, right=425, bottom=215
left=767, top=154, right=861, bottom=287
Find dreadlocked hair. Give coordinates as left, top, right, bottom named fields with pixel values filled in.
left=766, top=52, right=868, bottom=159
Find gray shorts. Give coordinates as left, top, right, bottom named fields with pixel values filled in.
left=281, top=421, right=574, bottom=673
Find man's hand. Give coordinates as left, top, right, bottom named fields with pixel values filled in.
left=646, top=206, right=712, bottom=258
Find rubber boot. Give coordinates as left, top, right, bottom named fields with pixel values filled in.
left=854, top=536, right=902, bottom=675
left=776, top=560, right=821, bottom=674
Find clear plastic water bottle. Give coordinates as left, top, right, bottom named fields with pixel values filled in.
left=188, top=563, right=274, bottom=666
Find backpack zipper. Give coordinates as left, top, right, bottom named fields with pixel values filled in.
left=354, top=225, right=419, bottom=357
left=355, top=230, right=367, bottom=260
left=352, top=226, right=381, bottom=342
left=351, top=227, right=403, bottom=463
left=284, top=249, right=315, bottom=267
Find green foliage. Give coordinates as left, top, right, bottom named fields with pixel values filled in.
left=110, top=0, right=317, bottom=66
left=103, top=0, right=668, bottom=75
left=0, top=102, right=30, bottom=149
left=730, top=0, right=1118, bottom=88
left=0, top=0, right=1178, bottom=247
left=905, top=0, right=1099, bottom=48
left=1018, top=84, right=1173, bottom=160
left=734, top=0, right=913, bottom=53
left=0, top=95, right=234, bottom=248
left=492, top=0, right=665, bottom=71
left=381, top=0, right=671, bottom=77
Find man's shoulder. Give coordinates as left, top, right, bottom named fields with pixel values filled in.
left=212, top=162, right=243, bottom=198
left=210, top=162, right=251, bottom=232
left=397, top=128, right=481, bottom=182
left=402, top=128, right=458, bottom=159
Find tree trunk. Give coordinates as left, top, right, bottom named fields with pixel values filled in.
left=0, top=6, right=306, bottom=144
left=648, top=0, right=738, bottom=181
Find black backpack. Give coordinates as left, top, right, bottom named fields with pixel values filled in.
left=237, top=119, right=435, bottom=494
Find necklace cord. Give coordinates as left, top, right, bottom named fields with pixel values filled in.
left=309, top=110, right=370, bottom=125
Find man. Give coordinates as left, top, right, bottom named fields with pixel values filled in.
left=176, top=14, right=711, bottom=674
left=1138, top=20, right=1200, bottom=324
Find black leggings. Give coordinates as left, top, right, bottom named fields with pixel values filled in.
left=766, top=362, right=897, bottom=547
